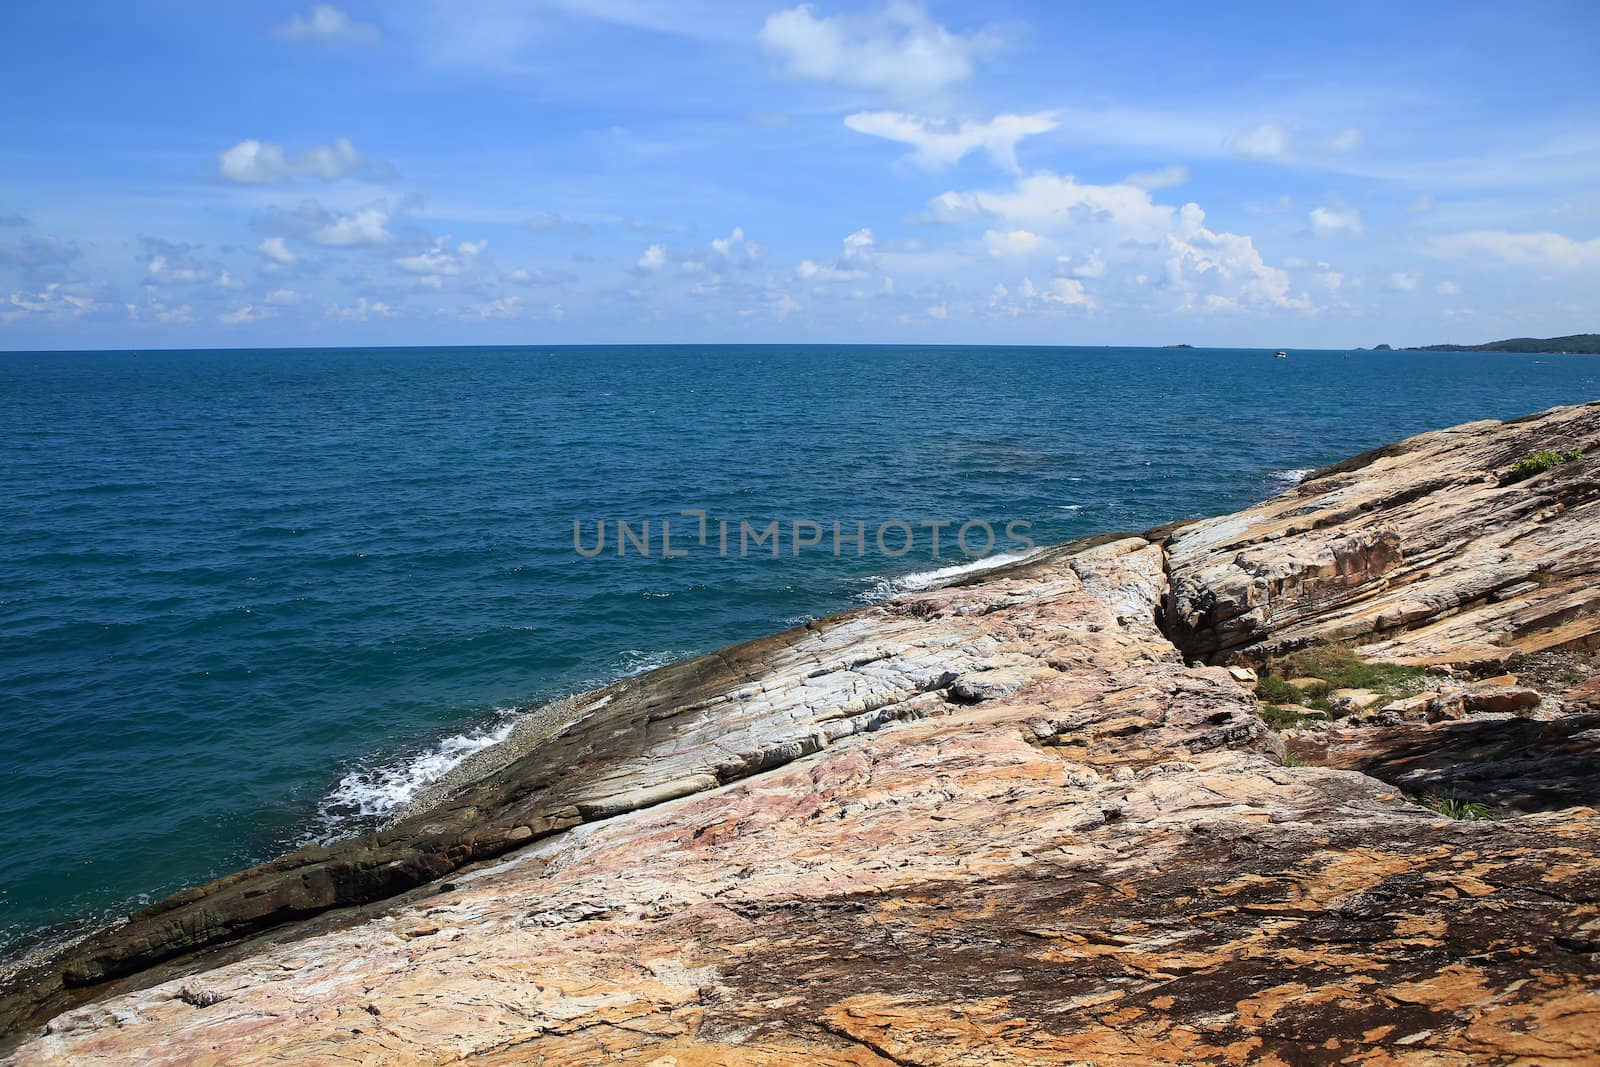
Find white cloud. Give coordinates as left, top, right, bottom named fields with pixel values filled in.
left=258, top=237, right=297, bottom=264
left=139, top=239, right=235, bottom=288
left=1062, top=249, right=1106, bottom=278
left=923, top=172, right=1179, bottom=244
left=983, top=228, right=1046, bottom=257
left=637, top=243, right=667, bottom=272
left=795, top=227, right=877, bottom=283
left=1122, top=164, right=1189, bottom=190
left=265, top=288, right=301, bottom=305
left=844, top=111, right=1056, bottom=172
left=395, top=237, right=486, bottom=275
left=217, top=137, right=365, bottom=184
left=759, top=3, right=1000, bottom=100
left=218, top=304, right=275, bottom=325
left=460, top=296, right=524, bottom=319
left=926, top=303, right=949, bottom=319
left=1164, top=206, right=1311, bottom=312
left=124, top=298, right=194, bottom=323
left=1329, top=127, right=1363, bottom=152
left=311, top=206, right=392, bottom=246
left=1429, top=229, right=1600, bottom=269
left=274, top=5, right=381, bottom=44
left=709, top=226, right=764, bottom=265
left=988, top=275, right=1094, bottom=316
left=2, top=283, right=97, bottom=321
left=1233, top=122, right=1289, bottom=160
left=1308, top=204, right=1364, bottom=238
left=1434, top=280, right=1460, bottom=296
left=1385, top=271, right=1422, bottom=292
left=326, top=296, right=395, bottom=321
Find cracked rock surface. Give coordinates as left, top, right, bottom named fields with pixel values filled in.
left=4, top=404, right=1600, bottom=1064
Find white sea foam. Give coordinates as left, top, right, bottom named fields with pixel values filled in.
left=1268, top=467, right=1315, bottom=490
left=856, top=548, right=1038, bottom=603
left=317, top=715, right=517, bottom=825
left=313, top=647, right=692, bottom=839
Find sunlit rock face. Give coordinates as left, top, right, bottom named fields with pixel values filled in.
left=6, top=403, right=1600, bottom=1065
left=1165, top=400, right=1600, bottom=667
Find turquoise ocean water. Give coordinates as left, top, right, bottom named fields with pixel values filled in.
left=2, top=344, right=1597, bottom=952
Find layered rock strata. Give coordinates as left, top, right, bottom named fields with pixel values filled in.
left=4, top=401, right=1599, bottom=1064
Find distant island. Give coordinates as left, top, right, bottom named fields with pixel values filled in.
left=1406, top=334, right=1600, bottom=354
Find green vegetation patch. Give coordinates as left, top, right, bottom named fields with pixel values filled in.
left=1260, top=704, right=1315, bottom=730
left=1408, top=792, right=1494, bottom=821
left=1505, top=449, right=1584, bottom=484
left=1269, top=642, right=1432, bottom=699
left=1256, top=675, right=1306, bottom=706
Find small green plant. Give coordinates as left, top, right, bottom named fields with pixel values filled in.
left=1281, top=752, right=1310, bottom=768
left=1260, top=704, right=1313, bottom=730
left=1409, top=793, right=1494, bottom=821
left=1505, top=449, right=1583, bottom=484
left=1272, top=642, right=1431, bottom=699
left=1558, top=668, right=1585, bottom=684
left=1256, top=676, right=1304, bottom=705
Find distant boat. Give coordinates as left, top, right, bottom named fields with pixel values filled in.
left=1273, top=350, right=1288, bottom=359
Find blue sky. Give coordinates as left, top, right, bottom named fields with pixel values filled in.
left=2, top=0, right=1596, bottom=349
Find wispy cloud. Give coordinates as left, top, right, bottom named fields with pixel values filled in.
left=273, top=5, right=381, bottom=45
left=844, top=111, right=1056, bottom=172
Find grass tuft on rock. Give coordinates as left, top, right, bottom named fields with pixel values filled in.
left=1260, top=704, right=1314, bottom=730
left=1409, top=792, right=1494, bottom=821
left=1269, top=642, right=1431, bottom=699
left=1256, top=676, right=1305, bottom=706
left=1505, top=449, right=1583, bottom=484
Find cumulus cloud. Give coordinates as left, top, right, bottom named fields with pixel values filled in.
left=124, top=298, right=194, bottom=323
left=139, top=238, right=238, bottom=288
left=1308, top=204, right=1363, bottom=238
left=988, top=275, right=1093, bottom=316
left=218, top=304, right=275, bottom=325
left=922, top=172, right=1179, bottom=244
left=983, top=228, right=1046, bottom=257
left=759, top=2, right=1002, bottom=100
left=316, top=207, right=392, bottom=246
left=844, top=111, right=1056, bottom=172
left=395, top=237, right=486, bottom=276
left=2, top=283, right=97, bottom=322
left=259, top=200, right=399, bottom=248
left=258, top=236, right=297, bottom=264
left=273, top=5, right=381, bottom=44
left=461, top=296, right=524, bottom=319
left=217, top=137, right=367, bottom=184
left=1122, top=164, right=1189, bottom=190
left=1429, top=229, right=1600, bottom=269
left=795, top=227, right=877, bottom=283
left=1434, top=280, right=1460, bottom=296
left=326, top=296, right=394, bottom=320
left=637, top=244, right=667, bottom=272
left=1385, top=271, right=1422, bottom=292
left=1233, top=122, right=1289, bottom=160
left=1163, top=208, right=1310, bottom=312
left=709, top=226, right=764, bottom=265
left=505, top=267, right=575, bottom=286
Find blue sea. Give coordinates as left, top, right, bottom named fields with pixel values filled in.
left=2, top=344, right=1596, bottom=952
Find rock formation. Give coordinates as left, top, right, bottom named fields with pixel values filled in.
left=3, top=401, right=1599, bottom=1064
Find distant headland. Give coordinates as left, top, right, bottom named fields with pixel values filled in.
left=1372, top=333, right=1600, bottom=355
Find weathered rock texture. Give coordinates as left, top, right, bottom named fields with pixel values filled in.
left=4, top=402, right=1600, bottom=1064
left=1165, top=400, right=1600, bottom=667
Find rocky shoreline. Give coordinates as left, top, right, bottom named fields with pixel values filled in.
left=3, top=401, right=1598, bottom=1064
